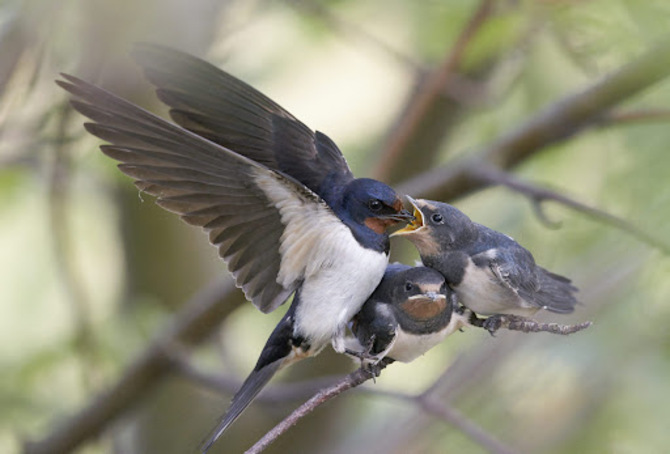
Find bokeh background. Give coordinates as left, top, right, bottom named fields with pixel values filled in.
left=2, top=1, right=670, bottom=453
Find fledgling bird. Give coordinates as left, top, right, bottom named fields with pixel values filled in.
left=349, top=263, right=469, bottom=365
left=57, top=44, right=412, bottom=452
left=393, top=197, right=578, bottom=319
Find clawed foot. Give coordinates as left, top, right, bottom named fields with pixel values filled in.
left=363, top=357, right=394, bottom=379
left=468, top=313, right=525, bottom=336
left=344, top=334, right=380, bottom=366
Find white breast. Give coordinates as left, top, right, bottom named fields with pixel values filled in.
left=388, top=311, right=468, bottom=363
left=296, top=227, right=388, bottom=347
left=456, top=258, right=535, bottom=315
left=253, top=169, right=388, bottom=348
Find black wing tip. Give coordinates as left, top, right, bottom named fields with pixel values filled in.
left=55, top=73, right=84, bottom=94
left=545, top=304, right=577, bottom=314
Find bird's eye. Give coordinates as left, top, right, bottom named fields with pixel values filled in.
left=431, top=213, right=444, bottom=224
left=368, top=199, right=383, bottom=212
left=405, top=282, right=414, bottom=292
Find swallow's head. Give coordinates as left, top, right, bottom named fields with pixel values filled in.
left=343, top=178, right=414, bottom=234
left=388, top=266, right=453, bottom=325
left=391, top=197, right=476, bottom=255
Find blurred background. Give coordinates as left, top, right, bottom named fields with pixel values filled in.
left=2, top=0, right=670, bottom=453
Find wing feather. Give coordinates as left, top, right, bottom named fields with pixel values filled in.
left=59, top=74, right=339, bottom=313
left=131, top=43, right=354, bottom=196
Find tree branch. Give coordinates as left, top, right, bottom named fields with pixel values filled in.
left=244, top=365, right=386, bottom=454
left=397, top=38, right=670, bottom=201
left=23, top=278, right=243, bottom=454
left=417, top=396, right=519, bottom=454
left=166, top=347, right=344, bottom=404
left=470, top=164, right=670, bottom=254
left=374, top=0, right=497, bottom=183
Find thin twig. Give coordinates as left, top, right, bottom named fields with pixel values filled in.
left=244, top=365, right=385, bottom=454
left=166, top=347, right=343, bottom=404
left=470, top=163, right=670, bottom=254
left=418, top=396, right=519, bottom=454
left=284, top=0, right=421, bottom=72
left=468, top=312, right=593, bottom=336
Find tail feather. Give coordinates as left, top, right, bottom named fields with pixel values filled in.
left=199, top=359, right=284, bottom=453
left=532, top=267, right=579, bottom=314
left=199, top=305, right=298, bottom=452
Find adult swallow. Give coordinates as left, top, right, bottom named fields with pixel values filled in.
left=393, top=197, right=578, bottom=318
left=348, top=263, right=468, bottom=365
left=57, top=45, right=412, bottom=452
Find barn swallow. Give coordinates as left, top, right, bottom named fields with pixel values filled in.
left=57, top=44, right=412, bottom=452
left=392, top=197, right=578, bottom=318
left=348, top=263, right=469, bottom=365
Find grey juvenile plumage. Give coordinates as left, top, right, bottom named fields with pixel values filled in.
left=349, top=263, right=468, bottom=364
left=393, top=197, right=579, bottom=317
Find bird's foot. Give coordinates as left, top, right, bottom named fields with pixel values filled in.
left=344, top=334, right=380, bottom=365
left=363, top=357, right=394, bottom=379
left=468, top=313, right=524, bottom=336
left=344, top=347, right=379, bottom=362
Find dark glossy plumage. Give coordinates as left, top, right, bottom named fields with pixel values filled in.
left=132, top=43, right=353, bottom=199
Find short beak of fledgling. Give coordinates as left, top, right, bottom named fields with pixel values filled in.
left=391, top=196, right=424, bottom=237
left=424, top=291, right=441, bottom=302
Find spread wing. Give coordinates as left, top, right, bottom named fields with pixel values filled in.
left=477, top=246, right=577, bottom=313
left=58, top=74, right=341, bottom=314
left=130, top=43, right=354, bottom=198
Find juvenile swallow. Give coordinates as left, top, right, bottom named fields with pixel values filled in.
left=57, top=45, right=412, bottom=452
left=348, top=263, right=468, bottom=365
left=393, top=197, right=578, bottom=318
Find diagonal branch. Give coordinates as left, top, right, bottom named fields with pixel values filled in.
left=244, top=365, right=385, bottom=454
left=397, top=38, right=670, bottom=201
left=374, top=0, right=497, bottom=183
left=23, top=278, right=243, bottom=454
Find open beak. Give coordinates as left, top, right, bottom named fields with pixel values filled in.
left=391, top=196, right=424, bottom=237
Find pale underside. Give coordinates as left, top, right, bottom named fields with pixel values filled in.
left=385, top=310, right=469, bottom=363
left=456, top=255, right=539, bottom=316
left=254, top=169, right=389, bottom=349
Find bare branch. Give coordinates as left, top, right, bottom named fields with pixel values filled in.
left=244, top=365, right=386, bottom=454
left=470, top=164, right=670, bottom=254
left=166, top=347, right=343, bottom=404
left=468, top=312, right=593, bottom=336
left=23, top=278, right=243, bottom=454
left=417, top=396, right=519, bottom=454
left=398, top=38, right=670, bottom=201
